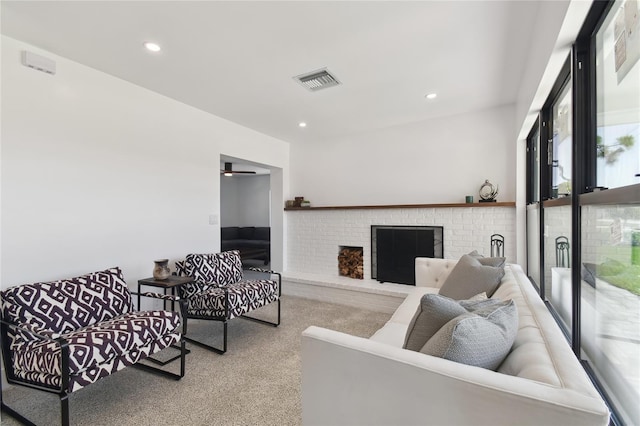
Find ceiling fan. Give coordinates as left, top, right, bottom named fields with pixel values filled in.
left=221, top=162, right=256, bottom=176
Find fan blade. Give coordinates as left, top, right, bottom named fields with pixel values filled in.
left=220, top=162, right=256, bottom=174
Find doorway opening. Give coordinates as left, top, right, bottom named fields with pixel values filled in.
left=219, top=155, right=282, bottom=270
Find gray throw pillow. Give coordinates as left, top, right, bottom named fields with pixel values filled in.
left=403, top=294, right=468, bottom=351
left=403, top=294, right=501, bottom=351
left=420, top=300, right=518, bottom=371
left=468, top=250, right=507, bottom=268
left=459, top=297, right=501, bottom=312
left=438, top=254, right=505, bottom=300
left=581, top=262, right=597, bottom=288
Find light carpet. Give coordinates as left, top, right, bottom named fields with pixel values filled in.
left=1, top=295, right=391, bottom=426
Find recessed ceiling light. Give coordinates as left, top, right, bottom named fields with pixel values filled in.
left=143, top=42, right=161, bottom=52
left=425, top=93, right=437, bottom=100
left=298, top=122, right=307, bottom=128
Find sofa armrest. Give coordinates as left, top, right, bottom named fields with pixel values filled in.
left=414, top=257, right=457, bottom=288
left=245, top=268, right=281, bottom=297
left=1, top=318, right=72, bottom=391
left=131, top=291, right=181, bottom=302
left=0, top=318, right=66, bottom=342
left=245, top=267, right=278, bottom=275
left=130, top=291, right=186, bottom=334
left=302, top=326, right=609, bottom=426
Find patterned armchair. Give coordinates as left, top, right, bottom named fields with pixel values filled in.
left=0, top=267, right=186, bottom=426
left=175, top=250, right=281, bottom=354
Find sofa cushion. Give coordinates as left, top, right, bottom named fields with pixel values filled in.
left=221, top=227, right=240, bottom=240
left=254, top=227, right=270, bottom=241
left=12, top=310, right=180, bottom=376
left=403, top=294, right=502, bottom=351
left=220, top=240, right=236, bottom=251
left=187, top=279, right=279, bottom=319
left=238, top=226, right=255, bottom=240
left=438, top=254, right=505, bottom=300
left=183, top=251, right=244, bottom=297
left=11, top=310, right=181, bottom=391
left=234, top=240, right=270, bottom=249
left=420, top=299, right=518, bottom=370
left=1, top=267, right=133, bottom=335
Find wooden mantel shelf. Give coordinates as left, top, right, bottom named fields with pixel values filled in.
left=284, top=202, right=515, bottom=211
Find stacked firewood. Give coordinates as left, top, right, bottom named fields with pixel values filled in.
left=338, top=247, right=364, bottom=279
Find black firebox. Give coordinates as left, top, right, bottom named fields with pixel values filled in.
left=371, top=225, right=443, bottom=285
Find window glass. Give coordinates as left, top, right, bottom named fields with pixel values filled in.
left=552, top=83, right=573, bottom=197
left=543, top=204, right=572, bottom=334
left=596, top=0, right=640, bottom=189
left=581, top=203, right=640, bottom=425
left=526, top=204, right=540, bottom=285
left=532, top=127, right=541, bottom=203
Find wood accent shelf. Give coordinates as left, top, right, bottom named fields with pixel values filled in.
left=284, top=202, right=515, bottom=211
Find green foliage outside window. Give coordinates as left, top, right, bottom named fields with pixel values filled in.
left=596, top=134, right=636, bottom=165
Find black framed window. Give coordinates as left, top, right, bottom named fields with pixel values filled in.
left=594, top=1, right=640, bottom=190
left=551, top=82, right=573, bottom=197
left=526, top=122, right=541, bottom=204
left=538, top=59, right=574, bottom=338
left=526, top=122, right=542, bottom=287
left=541, top=58, right=571, bottom=201
left=579, top=1, right=640, bottom=424
left=524, top=1, right=640, bottom=423
left=580, top=189, right=640, bottom=425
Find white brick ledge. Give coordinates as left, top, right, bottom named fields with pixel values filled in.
left=282, top=272, right=410, bottom=313
left=283, top=271, right=414, bottom=297
left=285, top=206, right=516, bottom=279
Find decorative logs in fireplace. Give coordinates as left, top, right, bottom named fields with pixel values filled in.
left=338, top=246, right=364, bottom=279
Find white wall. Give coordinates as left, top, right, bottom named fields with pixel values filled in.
left=289, top=105, right=516, bottom=206
left=0, top=36, right=289, bottom=288
left=220, top=174, right=271, bottom=227
left=512, top=0, right=593, bottom=267
left=515, top=0, right=572, bottom=140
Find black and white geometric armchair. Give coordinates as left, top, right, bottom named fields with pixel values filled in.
left=175, top=250, right=281, bottom=354
left=0, top=267, right=186, bottom=426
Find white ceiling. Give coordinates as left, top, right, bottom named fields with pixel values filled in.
left=1, top=1, right=540, bottom=145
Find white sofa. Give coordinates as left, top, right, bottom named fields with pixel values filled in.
left=301, top=258, right=610, bottom=426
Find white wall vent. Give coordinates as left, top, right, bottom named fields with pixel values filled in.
left=21, top=51, right=56, bottom=75
left=293, top=68, right=340, bottom=92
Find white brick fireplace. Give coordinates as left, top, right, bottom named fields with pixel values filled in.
left=282, top=204, right=516, bottom=312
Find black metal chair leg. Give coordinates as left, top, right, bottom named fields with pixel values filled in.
left=241, top=299, right=281, bottom=327
left=184, top=321, right=228, bottom=354
left=0, top=375, right=39, bottom=426
left=223, top=321, right=228, bottom=353
left=180, top=339, right=186, bottom=377
left=133, top=338, right=187, bottom=380
left=60, top=392, right=70, bottom=426
left=1, top=400, right=38, bottom=426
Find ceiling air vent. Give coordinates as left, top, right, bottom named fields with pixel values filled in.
left=294, top=68, right=341, bottom=92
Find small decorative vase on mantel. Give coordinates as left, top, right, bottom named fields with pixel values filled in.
left=479, top=179, right=498, bottom=202
left=153, top=259, right=170, bottom=280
